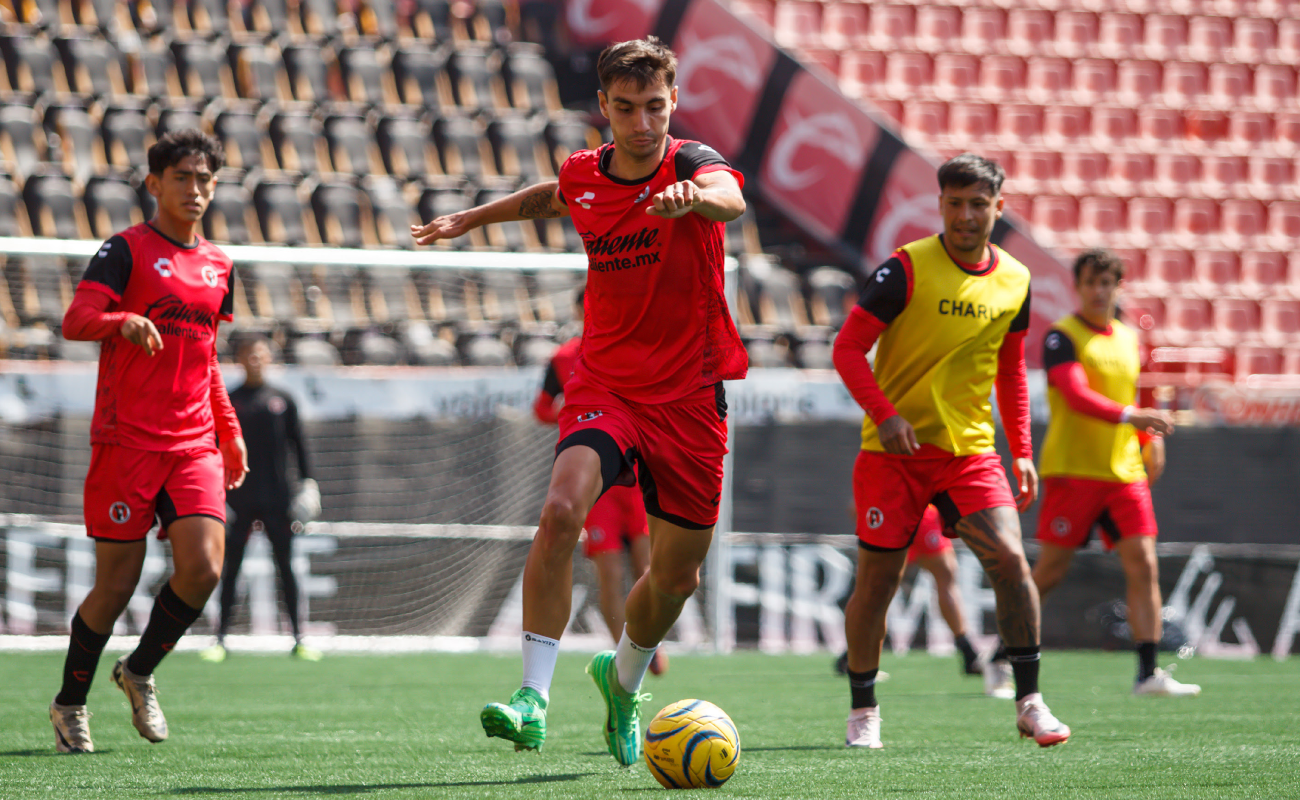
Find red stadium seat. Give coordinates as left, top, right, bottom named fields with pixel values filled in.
left=1161, top=296, right=1212, bottom=346
left=1098, top=13, right=1142, bottom=59
left=801, top=48, right=841, bottom=81
left=1109, top=247, right=1146, bottom=285
left=933, top=54, right=980, bottom=100
left=1279, top=20, right=1300, bottom=63
left=1275, top=112, right=1300, bottom=156
left=1233, top=18, right=1277, bottom=64
left=1107, top=151, right=1152, bottom=196
left=1136, top=107, right=1184, bottom=152
left=1143, top=15, right=1187, bottom=61
left=884, top=53, right=933, bottom=100
left=840, top=51, right=886, bottom=98
left=980, top=55, right=1026, bottom=102
left=1234, top=345, right=1282, bottom=379
left=1239, top=251, right=1288, bottom=299
left=773, top=1, right=823, bottom=49
left=869, top=5, right=916, bottom=51
left=1117, top=60, right=1162, bottom=106
left=1127, top=196, right=1171, bottom=245
left=822, top=3, right=869, bottom=49
left=948, top=102, right=996, bottom=146
left=1221, top=199, right=1268, bottom=247
left=1007, top=10, right=1053, bottom=57
left=998, top=103, right=1044, bottom=146
left=1120, top=294, right=1164, bottom=333
left=1026, top=56, right=1071, bottom=104
left=1191, top=250, right=1240, bottom=297
left=1173, top=197, right=1218, bottom=239
left=1044, top=104, right=1091, bottom=147
left=1201, top=155, right=1246, bottom=199
left=1032, top=195, right=1079, bottom=243
left=1000, top=192, right=1034, bottom=224
left=731, top=0, right=774, bottom=28
left=1144, top=248, right=1193, bottom=291
left=1164, top=62, right=1207, bottom=106
left=1244, top=156, right=1293, bottom=201
left=961, top=8, right=1006, bottom=55
left=1054, top=11, right=1098, bottom=59
left=915, top=6, right=961, bottom=53
left=1080, top=195, right=1126, bottom=238
left=1228, top=112, right=1272, bottom=155
left=1092, top=105, right=1136, bottom=147
left=1073, top=58, right=1116, bottom=103
left=1207, top=63, right=1250, bottom=109
left=1285, top=344, right=1300, bottom=375
left=903, top=100, right=948, bottom=143
left=1009, top=149, right=1059, bottom=194
left=870, top=99, right=904, bottom=127
left=1268, top=200, right=1300, bottom=246
left=1261, top=299, right=1300, bottom=346
left=1152, top=154, right=1202, bottom=197
left=1253, top=64, right=1296, bottom=112
left=1188, top=16, right=1231, bottom=63
left=1060, top=151, right=1108, bottom=195
left=1212, top=298, right=1261, bottom=345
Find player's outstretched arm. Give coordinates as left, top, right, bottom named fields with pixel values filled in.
left=63, top=286, right=164, bottom=353
left=646, top=171, right=744, bottom=222
left=411, top=181, right=568, bottom=246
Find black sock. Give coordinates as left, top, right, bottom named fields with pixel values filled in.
left=55, top=612, right=112, bottom=706
left=126, top=581, right=204, bottom=676
left=1136, top=641, right=1158, bottom=682
left=954, top=634, right=978, bottom=666
left=848, top=668, right=879, bottom=709
left=1006, top=646, right=1041, bottom=700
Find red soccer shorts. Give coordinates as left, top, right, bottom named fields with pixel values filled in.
left=582, top=483, right=649, bottom=558
left=1036, top=476, right=1157, bottom=550
left=557, top=376, right=727, bottom=530
left=907, top=505, right=953, bottom=564
left=84, top=444, right=226, bottom=541
left=853, top=450, right=1016, bottom=551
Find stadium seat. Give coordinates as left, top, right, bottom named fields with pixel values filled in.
left=0, top=172, right=30, bottom=237
left=23, top=170, right=87, bottom=239
left=473, top=188, right=541, bottom=251
left=304, top=264, right=366, bottom=332
left=1233, top=18, right=1277, bottom=64
left=1118, top=294, right=1162, bottom=333
left=213, top=108, right=268, bottom=172
left=1206, top=62, right=1249, bottom=109
left=997, top=104, right=1043, bottom=147
left=1184, top=108, right=1227, bottom=146
left=1091, top=105, right=1136, bottom=147
left=1006, top=10, right=1052, bottom=57
left=915, top=6, right=960, bottom=53
left=1238, top=251, right=1288, bottom=299
left=933, top=54, right=979, bottom=101
left=903, top=101, right=948, bottom=144
left=1261, top=299, right=1300, bottom=346
left=1043, top=104, right=1090, bottom=147
left=287, top=335, right=342, bottom=367
left=1279, top=19, right=1300, bottom=63
left=730, top=0, right=774, bottom=29
left=1152, top=153, right=1201, bottom=198
left=1267, top=200, right=1300, bottom=247
left=1010, top=150, right=1058, bottom=194
left=392, top=45, right=453, bottom=112
left=884, top=53, right=933, bottom=100
left=1275, top=113, right=1300, bottom=156
left=154, top=102, right=203, bottom=138
left=961, top=8, right=1006, bottom=55
left=434, top=114, right=493, bottom=182
left=15, top=257, right=71, bottom=325
left=773, top=0, right=822, bottom=49
left=1201, top=155, right=1246, bottom=199
left=83, top=175, right=142, bottom=239
left=171, top=36, right=237, bottom=102
left=1161, top=296, right=1211, bottom=346
left=1, top=30, right=65, bottom=97
left=1221, top=199, right=1267, bottom=247
left=1025, top=56, right=1070, bottom=104
left=1228, top=111, right=1272, bottom=156
left=1234, top=345, right=1281, bottom=379
left=376, top=114, right=438, bottom=180
left=503, top=45, right=562, bottom=115
left=362, top=176, right=418, bottom=249
left=1187, top=16, right=1231, bottom=63
left=100, top=103, right=151, bottom=171
left=545, top=116, right=601, bottom=171
left=1054, top=11, right=1098, bottom=59
left=1072, top=58, right=1116, bottom=103
left=340, top=43, right=397, bottom=108
left=805, top=266, right=857, bottom=329
left=1143, top=248, right=1192, bottom=292
left=1253, top=64, right=1295, bottom=112
left=1106, top=151, right=1152, bottom=196
left=448, top=46, right=508, bottom=111
left=1245, top=156, right=1294, bottom=202
left=869, top=5, right=916, bottom=52
left=1031, top=195, right=1078, bottom=244
left=487, top=114, right=552, bottom=183
left=1173, top=197, right=1218, bottom=240
left=416, top=186, right=471, bottom=249
left=1098, top=13, right=1142, bottom=59
left=840, top=52, right=886, bottom=98
left=1211, top=298, right=1260, bottom=345
left=980, top=56, right=1026, bottom=102
left=408, top=0, right=462, bottom=45
left=1190, top=250, right=1239, bottom=297
left=282, top=39, right=336, bottom=104
left=1080, top=195, right=1126, bottom=240
left=56, top=33, right=128, bottom=98
left=1163, top=61, right=1207, bottom=106
left=269, top=110, right=323, bottom=173
left=1136, top=106, right=1183, bottom=152
left=1117, top=60, right=1161, bottom=106
left=253, top=176, right=313, bottom=246
left=1143, top=15, right=1187, bottom=61
left=0, top=104, right=46, bottom=180
left=948, top=102, right=996, bottom=147
left=245, top=262, right=305, bottom=323
left=45, top=103, right=99, bottom=186
left=182, top=0, right=230, bottom=34
left=298, top=0, right=342, bottom=38
left=1059, top=151, right=1106, bottom=195
left=363, top=267, right=423, bottom=324
left=204, top=179, right=257, bottom=244
left=311, top=180, right=365, bottom=249
left=323, top=114, right=381, bottom=177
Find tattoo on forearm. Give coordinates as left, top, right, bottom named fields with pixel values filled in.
left=955, top=508, right=1040, bottom=647
left=519, top=188, right=561, bottom=219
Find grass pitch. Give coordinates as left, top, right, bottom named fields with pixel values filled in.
left=1, top=649, right=1296, bottom=799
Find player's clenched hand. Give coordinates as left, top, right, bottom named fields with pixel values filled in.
left=646, top=180, right=701, bottom=218
left=1128, top=408, right=1174, bottom=436
left=120, top=314, right=163, bottom=356
left=411, top=210, right=473, bottom=246
left=1012, top=457, right=1038, bottom=511
left=221, top=436, right=249, bottom=490
left=877, top=415, right=919, bottom=455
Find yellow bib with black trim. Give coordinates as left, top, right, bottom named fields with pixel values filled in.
left=860, top=235, right=1031, bottom=455
left=1040, top=315, right=1145, bottom=483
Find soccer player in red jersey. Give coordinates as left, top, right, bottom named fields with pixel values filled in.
left=532, top=288, right=665, bottom=677
left=833, top=154, right=1069, bottom=749
left=1032, top=249, right=1199, bottom=697
left=413, top=37, right=746, bottom=764
left=48, top=130, right=248, bottom=754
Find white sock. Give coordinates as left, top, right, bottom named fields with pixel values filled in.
left=520, top=632, right=560, bottom=702
left=614, top=627, right=657, bottom=694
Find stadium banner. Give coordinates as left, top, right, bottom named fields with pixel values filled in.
left=562, top=0, right=1074, bottom=367
left=2, top=521, right=1297, bottom=658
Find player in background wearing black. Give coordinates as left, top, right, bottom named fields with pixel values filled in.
left=201, top=335, right=321, bottom=662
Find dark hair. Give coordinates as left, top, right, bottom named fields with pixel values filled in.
left=1072, top=248, right=1125, bottom=283
left=597, top=37, right=677, bottom=94
left=234, top=332, right=271, bottom=356
left=147, top=129, right=224, bottom=175
left=937, top=153, right=1005, bottom=196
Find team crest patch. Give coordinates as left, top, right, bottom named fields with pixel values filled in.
left=577, top=410, right=603, bottom=423
left=1051, top=517, right=1071, bottom=537
left=201, top=265, right=220, bottom=287
left=866, top=507, right=884, bottom=529
left=109, top=501, right=131, bottom=524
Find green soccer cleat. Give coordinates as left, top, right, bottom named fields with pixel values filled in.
left=481, top=688, right=547, bottom=752
left=586, top=650, right=651, bottom=767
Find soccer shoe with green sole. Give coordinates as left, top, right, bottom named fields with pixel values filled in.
left=199, top=644, right=227, bottom=663
left=111, top=655, right=168, bottom=742
left=481, top=687, right=547, bottom=751
left=50, top=701, right=93, bottom=753
left=586, top=650, right=651, bottom=767
left=291, top=643, right=323, bottom=661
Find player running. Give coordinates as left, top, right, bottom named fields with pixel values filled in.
left=1032, top=248, right=1199, bottom=697
left=201, top=335, right=321, bottom=663
left=833, top=153, right=1070, bottom=750
left=533, top=289, right=666, bottom=677
left=49, top=130, right=248, bottom=753
left=412, top=36, right=747, bottom=766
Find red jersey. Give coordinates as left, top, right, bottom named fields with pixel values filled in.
left=557, top=137, right=748, bottom=404
left=534, top=337, right=581, bottom=424
left=78, top=223, right=235, bottom=452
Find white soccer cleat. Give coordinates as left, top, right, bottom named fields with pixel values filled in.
left=846, top=706, right=883, bottom=749
left=1134, top=667, right=1201, bottom=697
left=50, top=701, right=94, bottom=753
left=111, top=655, right=169, bottom=742
left=1016, top=693, right=1071, bottom=747
left=983, top=659, right=1015, bottom=699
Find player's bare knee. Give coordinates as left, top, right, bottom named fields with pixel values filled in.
left=650, top=569, right=699, bottom=603
left=537, top=499, right=585, bottom=548
left=176, top=563, right=221, bottom=596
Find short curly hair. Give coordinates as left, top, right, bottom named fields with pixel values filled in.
left=1072, top=248, right=1125, bottom=283
left=597, top=37, right=677, bottom=93
left=147, top=129, right=225, bottom=175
